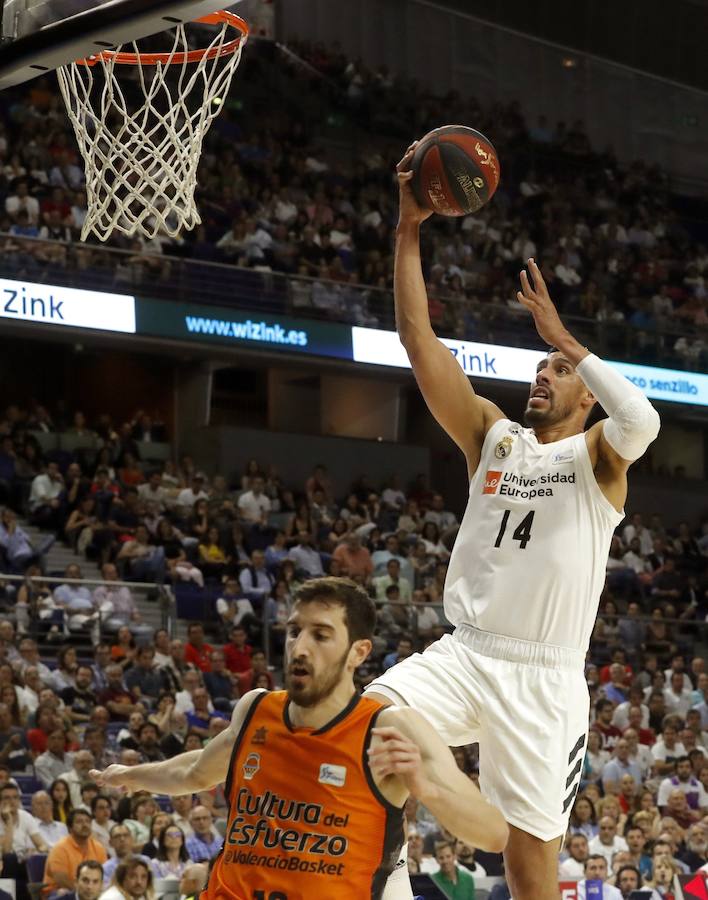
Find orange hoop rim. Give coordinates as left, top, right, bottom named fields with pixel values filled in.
left=76, top=10, right=248, bottom=67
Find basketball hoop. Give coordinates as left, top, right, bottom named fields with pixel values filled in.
left=56, top=11, right=249, bottom=242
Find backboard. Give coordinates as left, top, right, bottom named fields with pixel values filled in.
left=0, top=0, right=238, bottom=88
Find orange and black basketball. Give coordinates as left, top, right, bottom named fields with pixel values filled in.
left=409, top=125, right=500, bottom=216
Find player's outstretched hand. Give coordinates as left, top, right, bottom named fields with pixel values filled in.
left=517, top=258, right=569, bottom=347
left=89, top=765, right=131, bottom=790
left=368, top=726, right=430, bottom=799
left=396, top=143, right=433, bottom=227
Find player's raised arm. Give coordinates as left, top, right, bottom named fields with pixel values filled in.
left=517, top=258, right=660, bottom=505
left=369, top=707, right=509, bottom=853
left=89, top=690, right=262, bottom=794
left=395, top=146, right=504, bottom=474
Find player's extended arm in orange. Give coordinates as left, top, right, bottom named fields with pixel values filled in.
left=89, top=690, right=263, bottom=794
left=395, top=146, right=504, bottom=475
left=369, top=707, right=509, bottom=853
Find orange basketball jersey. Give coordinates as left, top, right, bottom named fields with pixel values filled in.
left=201, top=690, right=404, bottom=900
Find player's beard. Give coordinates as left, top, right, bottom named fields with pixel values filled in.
left=523, top=395, right=573, bottom=428
left=285, top=646, right=350, bottom=708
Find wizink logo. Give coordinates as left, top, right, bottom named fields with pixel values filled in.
left=185, top=315, right=308, bottom=347
left=3, top=285, right=64, bottom=320
left=448, top=344, right=497, bottom=376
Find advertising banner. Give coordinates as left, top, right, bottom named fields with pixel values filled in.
left=0, top=277, right=136, bottom=333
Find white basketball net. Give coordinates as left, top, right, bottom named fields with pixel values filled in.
left=56, top=17, right=247, bottom=242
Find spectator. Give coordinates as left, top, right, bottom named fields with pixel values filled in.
left=0, top=702, right=31, bottom=771
left=98, top=666, right=136, bottom=721
left=90, top=795, right=115, bottom=853
left=102, top=824, right=156, bottom=886
left=602, top=739, right=643, bottom=795
left=214, top=578, right=257, bottom=637
left=603, top=664, right=630, bottom=705
left=575, top=855, right=622, bottom=899
left=5, top=181, right=39, bottom=224
left=373, top=558, right=413, bottom=603
left=50, top=645, right=79, bottom=694
left=124, top=795, right=157, bottom=849
left=95, top=565, right=154, bottom=641
left=651, top=722, right=687, bottom=775
left=53, top=564, right=101, bottom=638
left=645, top=857, right=680, bottom=896
left=62, top=665, right=97, bottom=725
left=657, top=754, right=708, bottom=813
left=236, top=649, right=274, bottom=694
left=28, top=461, right=64, bottom=530
left=168, top=796, right=194, bottom=839
left=59, top=749, right=95, bottom=808
left=558, top=833, right=589, bottom=877
left=287, top=531, right=324, bottom=578
left=332, top=533, right=373, bottom=582
left=43, top=808, right=107, bottom=897
left=184, top=688, right=227, bottom=739
left=116, top=526, right=165, bottom=584
left=237, top=475, right=271, bottom=527
left=30, top=790, right=68, bottom=848
left=588, top=817, right=629, bottom=868
left=50, top=778, right=73, bottom=824
left=663, top=670, right=694, bottom=717
left=152, top=824, right=189, bottom=880
left=203, top=651, right=236, bottom=709
left=183, top=624, right=214, bottom=673
left=238, top=550, right=274, bottom=602
left=593, top=699, right=623, bottom=752
left=430, top=841, right=475, bottom=899
left=136, top=723, right=165, bottom=763
left=0, top=508, right=54, bottom=573
left=0, top=781, right=48, bottom=880
left=125, top=648, right=165, bottom=707
left=612, top=685, right=649, bottom=731
left=177, top=863, right=207, bottom=900
left=184, top=807, right=222, bottom=862
left=67, top=860, right=104, bottom=900
left=177, top=475, right=208, bottom=511
left=382, top=637, right=414, bottom=673
left=35, top=728, right=74, bottom=787
left=99, top=857, right=154, bottom=900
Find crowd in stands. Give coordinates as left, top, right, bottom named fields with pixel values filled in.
left=0, top=400, right=705, bottom=897
left=0, top=38, right=707, bottom=368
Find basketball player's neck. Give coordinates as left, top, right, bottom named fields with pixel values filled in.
left=532, top=415, right=585, bottom=444
left=288, top=679, right=357, bottom=731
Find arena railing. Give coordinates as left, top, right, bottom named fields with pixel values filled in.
left=1, top=234, right=704, bottom=372
left=0, top=572, right=171, bottom=634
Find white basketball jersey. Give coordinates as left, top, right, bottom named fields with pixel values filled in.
left=444, top=418, right=624, bottom=652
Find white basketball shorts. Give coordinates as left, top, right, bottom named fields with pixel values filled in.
left=365, top=624, right=589, bottom=842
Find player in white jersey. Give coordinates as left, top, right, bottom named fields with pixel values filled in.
left=366, top=145, right=661, bottom=900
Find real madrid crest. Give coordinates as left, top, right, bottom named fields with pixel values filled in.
left=495, top=436, right=514, bottom=459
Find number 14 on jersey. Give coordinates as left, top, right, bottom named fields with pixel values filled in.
left=493, top=510, right=535, bottom=549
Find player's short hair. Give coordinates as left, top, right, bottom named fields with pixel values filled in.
left=293, top=577, right=376, bottom=644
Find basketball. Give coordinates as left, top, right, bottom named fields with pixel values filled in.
left=409, top=125, right=501, bottom=217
